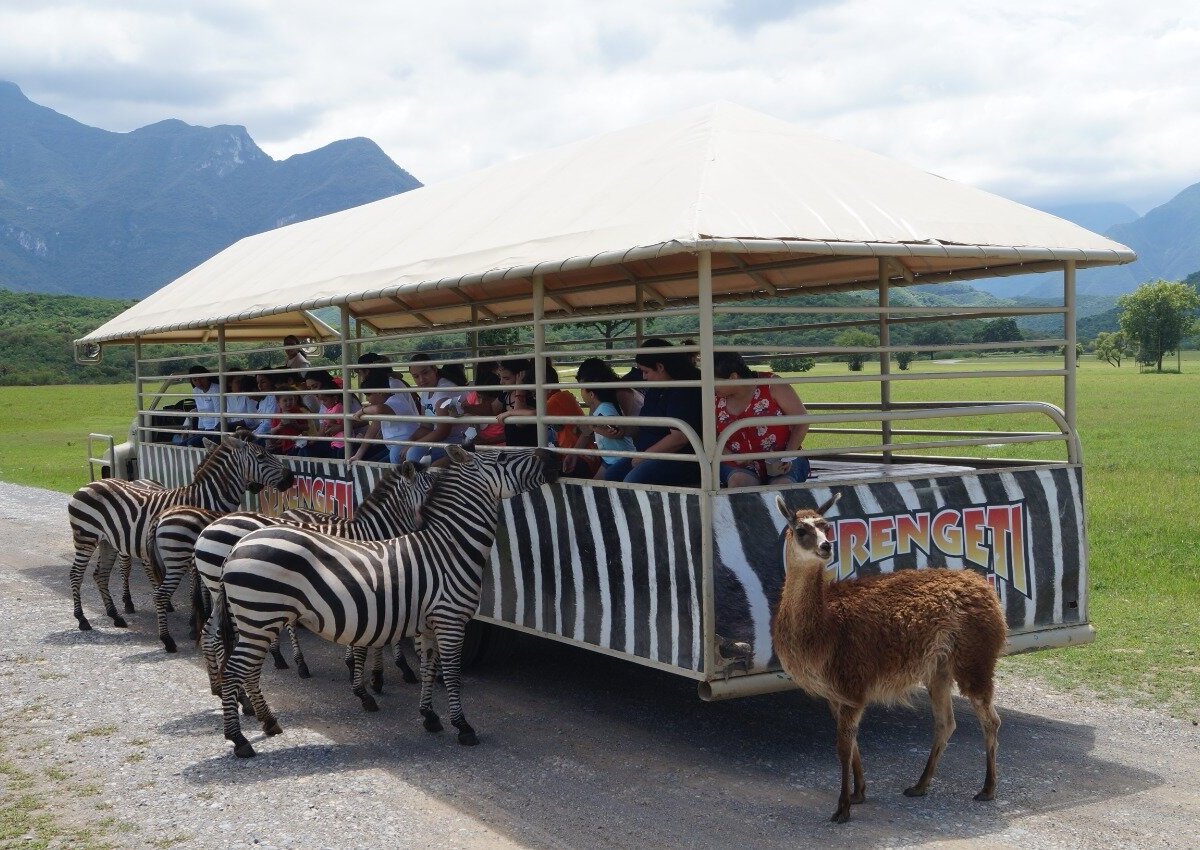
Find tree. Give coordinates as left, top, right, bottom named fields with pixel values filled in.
left=570, top=317, right=649, bottom=350
left=1093, top=331, right=1131, bottom=367
left=833, top=330, right=878, bottom=371
left=976, top=318, right=1022, bottom=346
left=912, top=325, right=953, bottom=360
left=1117, top=280, right=1200, bottom=372
left=895, top=350, right=915, bottom=370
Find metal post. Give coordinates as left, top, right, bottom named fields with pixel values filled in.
left=533, top=274, right=547, bottom=447
left=217, top=325, right=227, bottom=432
left=635, top=284, right=645, bottom=346
left=879, top=260, right=892, bottom=462
left=340, top=305, right=353, bottom=463
left=697, top=251, right=717, bottom=679
left=1064, top=260, right=1077, bottom=433
left=134, top=339, right=144, bottom=445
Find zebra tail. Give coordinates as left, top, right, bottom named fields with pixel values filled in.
left=146, top=529, right=166, bottom=587
left=218, top=591, right=237, bottom=674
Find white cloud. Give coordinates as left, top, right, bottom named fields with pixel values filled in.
left=1, top=0, right=1197, bottom=212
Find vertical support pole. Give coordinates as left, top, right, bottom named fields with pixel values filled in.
left=533, top=274, right=547, bottom=448
left=133, top=339, right=144, bottom=446
left=878, top=260, right=892, bottom=462
left=340, top=305, right=353, bottom=464
left=217, top=325, right=227, bottom=432
left=469, top=306, right=480, bottom=364
left=697, top=250, right=717, bottom=679
left=635, top=284, right=645, bottom=346
left=1064, top=260, right=1078, bottom=443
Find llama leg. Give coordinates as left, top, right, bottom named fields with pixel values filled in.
left=905, top=669, right=957, bottom=798
left=349, top=647, right=379, bottom=712
left=92, top=544, right=126, bottom=628
left=828, top=702, right=866, bottom=804
left=71, top=535, right=98, bottom=630
left=433, top=619, right=477, bottom=746
left=395, top=639, right=419, bottom=684
left=288, top=625, right=309, bottom=678
left=417, top=635, right=442, bottom=733
left=968, top=694, right=1001, bottom=801
left=832, top=703, right=865, bottom=823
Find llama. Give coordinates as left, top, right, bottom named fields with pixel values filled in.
left=771, top=493, right=1005, bottom=823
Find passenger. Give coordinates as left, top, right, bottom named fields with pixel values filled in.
left=495, top=358, right=540, bottom=447
left=265, top=385, right=311, bottom=455
left=302, top=372, right=358, bottom=459
left=349, top=368, right=424, bottom=464
left=184, top=365, right=221, bottom=447
left=455, top=361, right=506, bottom=446
left=283, top=335, right=310, bottom=370
left=541, top=361, right=598, bottom=477
left=225, top=374, right=259, bottom=431
left=714, top=352, right=810, bottom=487
left=251, top=371, right=280, bottom=442
left=405, top=353, right=468, bottom=466
left=567, top=361, right=637, bottom=478
left=604, top=339, right=703, bottom=487
left=355, top=352, right=407, bottom=390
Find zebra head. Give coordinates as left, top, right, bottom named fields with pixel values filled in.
left=357, top=461, right=438, bottom=534
left=450, top=444, right=560, bottom=500
left=222, top=433, right=295, bottom=491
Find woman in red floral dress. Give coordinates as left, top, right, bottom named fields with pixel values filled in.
left=714, top=352, right=811, bottom=488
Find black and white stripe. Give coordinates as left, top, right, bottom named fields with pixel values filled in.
left=67, top=435, right=295, bottom=631
left=181, top=464, right=436, bottom=696
left=214, top=446, right=559, bottom=758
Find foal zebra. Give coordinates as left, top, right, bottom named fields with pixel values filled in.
left=217, top=445, right=559, bottom=758
left=67, top=435, right=295, bottom=631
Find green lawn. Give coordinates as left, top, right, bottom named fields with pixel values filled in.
left=3, top=355, right=1198, bottom=719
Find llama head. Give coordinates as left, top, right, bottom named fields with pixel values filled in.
left=776, top=493, right=839, bottom=571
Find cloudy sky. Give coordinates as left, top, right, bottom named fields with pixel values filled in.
left=2, top=0, right=1197, bottom=214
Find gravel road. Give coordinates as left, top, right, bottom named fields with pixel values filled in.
left=2, top=480, right=1198, bottom=849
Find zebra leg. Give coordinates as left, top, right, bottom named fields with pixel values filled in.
left=268, top=639, right=288, bottom=670
left=118, top=553, right=136, bottom=614
left=71, top=535, right=98, bottom=631
left=187, top=568, right=201, bottom=643
left=350, top=647, right=379, bottom=712
left=153, top=558, right=192, bottom=654
left=417, top=635, right=442, bottom=734
left=344, top=645, right=355, bottom=676
left=92, top=543, right=126, bottom=628
left=288, top=626, right=309, bottom=678
left=221, top=636, right=278, bottom=758
left=395, top=639, right=419, bottom=684
left=370, top=647, right=384, bottom=694
left=201, top=602, right=224, bottom=697
left=434, top=621, right=477, bottom=746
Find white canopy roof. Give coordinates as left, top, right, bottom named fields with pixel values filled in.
left=80, top=101, right=1134, bottom=345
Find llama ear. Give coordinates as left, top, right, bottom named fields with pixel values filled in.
left=775, top=495, right=793, bottom=523
left=816, top=492, right=842, bottom=516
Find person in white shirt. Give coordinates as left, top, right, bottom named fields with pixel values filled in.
left=185, top=365, right=221, bottom=447
left=349, top=368, right=424, bottom=464
left=225, top=375, right=259, bottom=431
left=404, top=353, right=468, bottom=466
left=251, top=371, right=280, bottom=441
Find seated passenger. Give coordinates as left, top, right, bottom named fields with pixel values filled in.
left=349, top=368, right=424, bottom=464
left=405, top=353, right=469, bottom=466
left=452, top=361, right=506, bottom=446
left=184, top=365, right=220, bottom=447
left=714, top=352, right=810, bottom=487
left=495, top=358, right=540, bottom=447
left=604, top=339, right=703, bottom=488
left=251, top=371, right=280, bottom=442
left=569, top=365, right=637, bottom=479
left=265, top=386, right=311, bottom=455
left=225, top=374, right=259, bottom=431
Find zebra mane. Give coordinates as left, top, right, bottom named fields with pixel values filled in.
left=190, top=440, right=233, bottom=483
left=356, top=466, right=405, bottom=514
left=416, top=462, right=467, bottom=525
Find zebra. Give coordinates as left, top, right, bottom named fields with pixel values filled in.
left=110, top=479, right=166, bottom=615
left=216, top=444, right=559, bottom=758
left=67, top=434, right=295, bottom=632
left=164, top=460, right=438, bottom=697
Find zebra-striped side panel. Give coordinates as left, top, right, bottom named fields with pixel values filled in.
left=141, top=446, right=388, bottom=517
left=715, top=465, right=1087, bottom=674
left=481, top=483, right=704, bottom=672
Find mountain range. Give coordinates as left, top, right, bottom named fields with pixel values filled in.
left=0, top=81, right=421, bottom=299
left=2, top=81, right=1197, bottom=305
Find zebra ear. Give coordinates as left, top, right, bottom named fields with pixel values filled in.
left=398, top=461, right=418, bottom=481
left=446, top=444, right=471, bottom=465
left=202, top=437, right=219, bottom=451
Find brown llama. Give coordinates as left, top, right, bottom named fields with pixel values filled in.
left=772, top=493, right=1005, bottom=823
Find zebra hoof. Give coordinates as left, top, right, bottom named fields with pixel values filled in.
left=165, top=600, right=175, bottom=613
left=123, top=599, right=136, bottom=614
left=296, top=661, right=311, bottom=679
left=359, top=694, right=379, bottom=713
left=272, top=655, right=289, bottom=671
left=420, top=709, right=443, bottom=734
left=234, top=742, right=257, bottom=758
left=77, top=618, right=92, bottom=631
left=397, top=660, right=418, bottom=684
left=370, top=672, right=384, bottom=694
left=263, top=720, right=283, bottom=736
left=111, top=615, right=128, bottom=628
left=454, top=722, right=479, bottom=747
left=162, top=636, right=178, bottom=654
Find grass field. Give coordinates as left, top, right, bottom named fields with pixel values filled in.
left=2, top=354, right=1198, bottom=719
